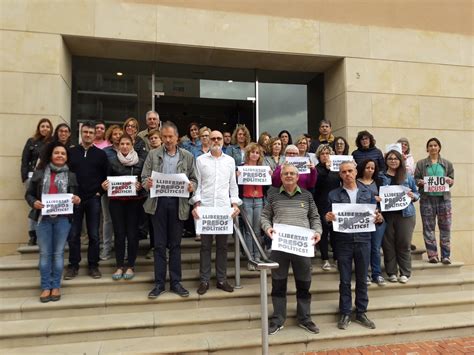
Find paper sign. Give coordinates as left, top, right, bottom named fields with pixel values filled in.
left=107, top=176, right=137, bottom=197
left=195, top=207, right=234, bottom=235
left=41, top=193, right=73, bottom=215
left=237, top=166, right=271, bottom=185
left=332, top=203, right=376, bottom=233
left=424, top=176, right=449, bottom=193
left=150, top=171, right=190, bottom=198
left=385, top=143, right=402, bottom=154
left=308, top=153, right=319, bottom=166
left=330, top=155, right=354, bottom=172
left=379, top=185, right=411, bottom=212
left=271, top=223, right=315, bottom=257
left=285, top=156, right=310, bottom=174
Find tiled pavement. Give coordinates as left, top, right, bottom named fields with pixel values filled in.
left=305, top=337, right=474, bottom=354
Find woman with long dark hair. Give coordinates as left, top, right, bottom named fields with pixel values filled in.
left=414, top=138, right=454, bottom=264
left=313, top=144, right=340, bottom=271
left=382, top=150, right=419, bottom=283
left=21, top=118, right=54, bottom=245
left=101, top=134, right=145, bottom=280
left=356, top=159, right=386, bottom=286
left=332, top=136, right=349, bottom=155
left=180, top=122, right=201, bottom=155
left=52, top=123, right=73, bottom=148
left=25, top=141, right=81, bottom=302
left=278, top=130, right=292, bottom=152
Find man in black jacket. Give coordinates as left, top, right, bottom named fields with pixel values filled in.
left=64, top=121, right=108, bottom=279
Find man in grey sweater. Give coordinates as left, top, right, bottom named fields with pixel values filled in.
left=261, top=163, right=322, bottom=335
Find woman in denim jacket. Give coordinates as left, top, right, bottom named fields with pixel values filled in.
left=380, top=150, right=419, bottom=284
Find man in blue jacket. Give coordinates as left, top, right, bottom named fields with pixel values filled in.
left=326, top=160, right=383, bottom=330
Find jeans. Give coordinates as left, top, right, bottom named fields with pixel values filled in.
left=370, top=221, right=386, bottom=280
left=151, top=197, right=183, bottom=286
left=335, top=237, right=370, bottom=315
left=109, top=198, right=141, bottom=268
left=68, top=195, right=101, bottom=269
left=36, top=216, right=71, bottom=289
left=242, top=197, right=263, bottom=259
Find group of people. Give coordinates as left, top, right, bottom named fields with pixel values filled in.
left=21, top=114, right=454, bottom=334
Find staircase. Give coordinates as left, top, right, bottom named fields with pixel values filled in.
left=1, top=239, right=473, bottom=354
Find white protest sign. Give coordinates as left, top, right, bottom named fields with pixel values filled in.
left=379, top=185, right=411, bottom=212
left=107, top=176, right=137, bottom=197
left=330, top=155, right=354, bottom=172
left=150, top=171, right=190, bottom=198
left=285, top=156, right=310, bottom=174
left=237, top=166, right=271, bottom=185
left=385, top=143, right=402, bottom=154
left=308, top=153, right=319, bottom=166
left=423, top=176, right=449, bottom=193
left=332, top=203, right=376, bottom=233
left=41, top=193, right=73, bottom=215
left=271, top=223, right=315, bottom=257
left=195, top=207, right=234, bottom=235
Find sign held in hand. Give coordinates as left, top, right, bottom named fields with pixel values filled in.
left=195, top=206, right=234, bottom=235
left=424, top=176, right=449, bottom=193
left=237, top=166, right=271, bottom=185
left=150, top=172, right=190, bottom=198
left=332, top=203, right=376, bottom=233
left=41, top=193, right=74, bottom=215
left=108, top=176, right=137, bottom=197
left=379, top=185, right=411, bottom=212
left=271, top=223, right=315, bottom=257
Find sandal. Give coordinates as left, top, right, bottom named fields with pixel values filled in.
left=112, top=268, right=124, bottom=280
left=123, top=268, right=135, bottom=280
left=40, top=289, right=51, bottom=303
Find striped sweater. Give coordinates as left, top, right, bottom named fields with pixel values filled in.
left=261, top=186, right=322, bottom=235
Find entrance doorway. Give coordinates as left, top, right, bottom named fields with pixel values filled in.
left=155, top=95, right=255, bottom=137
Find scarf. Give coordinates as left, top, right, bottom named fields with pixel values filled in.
left=117, top=149, right=139, bottom=166
left=43, top=163, right=69, bottom=194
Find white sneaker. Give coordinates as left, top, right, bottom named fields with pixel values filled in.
left=398, top=275, right=409, bottom=283
left=366, top=276, right=372, bottom=286
left=388, top=274, right=398, bottom=283
left=321, top=260, right=331, bottom=271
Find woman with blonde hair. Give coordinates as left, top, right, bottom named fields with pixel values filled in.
left=229, top=125, right=251, bottom=166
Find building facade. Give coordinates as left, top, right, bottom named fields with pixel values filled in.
left=1, top=0, right=472, bottom=264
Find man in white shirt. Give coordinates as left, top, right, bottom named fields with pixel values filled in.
left=192, top=130, right=241, bottom=295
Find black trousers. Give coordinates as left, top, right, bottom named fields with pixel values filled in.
left=151, top=197, right=183, bottom=287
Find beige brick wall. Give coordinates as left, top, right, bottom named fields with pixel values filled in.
left=0, top=1, right=472, bottom=263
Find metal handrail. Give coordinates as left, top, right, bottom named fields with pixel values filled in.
left=233, top=210, right=279, bottom=355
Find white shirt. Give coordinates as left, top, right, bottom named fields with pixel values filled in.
left=192, top=151, right=242, bottom=207
left=344, top=187, right=359, bottom=204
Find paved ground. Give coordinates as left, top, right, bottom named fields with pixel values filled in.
left=305, top=337, right=474, bottom=354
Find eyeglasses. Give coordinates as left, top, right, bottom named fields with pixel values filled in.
left=297, top=141, right=307, bottom=145
left=210, top=137, right=223, bottom=141
left=387, top=157, right=399, bottom=161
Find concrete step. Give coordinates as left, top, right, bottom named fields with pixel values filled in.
left=0, top=260, right=464, bottom=298
left=3, top=311, right=473, bottom=353
left=1, top=270, right=472, bottom=322
left=0, top=249, right=429, bottom=278
left=15, top=238, right=213, bottom=259
left=15, top=239, right=427, bottom=261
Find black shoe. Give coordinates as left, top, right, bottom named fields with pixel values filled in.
left=268, top=321, right=284, bottom=335
left=197, top=282, right=209, bottom=295
left=216, top=281, right=234, bottom=293
left=171, top=283, right=190, bottom=297
left=63, top=265, right=78, bottom=280
left=337, top=314, right=351, bottom=330
left=298, top=320, right=320, bottom=334
left=355, top=313, right=376, bottom=329
left=410, top=244, right=416, bottom=251
left=28, top=231, right=37, bottom=246
left=148, top=285, right=166, bottom=299
left=88, top=267, right=102, bottom=279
